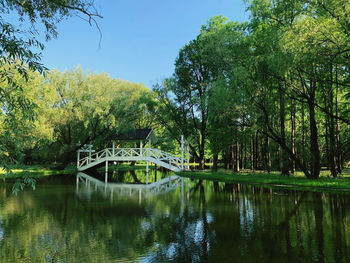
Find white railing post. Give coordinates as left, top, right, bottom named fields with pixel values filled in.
left=89, top=144, right=92, bottom=159
left=77, top=150, right=80, bottom=168
left=181, top=135, right=184, bottom=170
left=112, top=141, right=115, bottom=156
left=140, top=141, right=143, bottom=157
left=186, top=138, right=190, bottom=170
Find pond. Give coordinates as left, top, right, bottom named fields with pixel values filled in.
left=0, top=170, right=350, bottom=262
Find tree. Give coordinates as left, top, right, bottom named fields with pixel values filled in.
left=150, top=39, right=214, bottom=169
left=0, top=0, right=101, bottom=74
left=33, top=67, right=150, bottom=169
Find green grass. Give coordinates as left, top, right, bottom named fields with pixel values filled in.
left=0, top=164, right=76, bottom=179
left=178, top=169, right=350, bottom=193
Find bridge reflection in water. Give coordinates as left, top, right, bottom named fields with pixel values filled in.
left=76, top=172, right=189, bottom=204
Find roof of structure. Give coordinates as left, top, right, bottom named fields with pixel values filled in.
left=107, top=129, right=157, bottom=142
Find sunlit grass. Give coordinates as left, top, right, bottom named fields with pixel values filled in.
left=179, top=168, right=350, bottom=192
left=0, top=164, right=76, bottom=179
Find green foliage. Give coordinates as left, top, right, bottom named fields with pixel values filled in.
left=12, top=176, right=36, bottom=195
left=0, top=0, right=100, bottom=74
left=30, top=67, right=150, bottom=167
left=153, top=0, right=350, bottom=178
left=0, top=65, right=152, bottom=170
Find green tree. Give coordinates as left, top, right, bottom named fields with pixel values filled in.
left=35, top=67, right=149, bottom=169
left=0, top=0, right=101, bottom=172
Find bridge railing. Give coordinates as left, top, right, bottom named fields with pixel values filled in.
left=145, top=148, right=182, bottom=170
left=77, top=148, right=109, bottom=168
left=77, top=147, right=183, bottom=170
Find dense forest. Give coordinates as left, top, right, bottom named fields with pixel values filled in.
left=1, top=0, right=349, bottom=179
left=149, top=0, right=350, bottom=179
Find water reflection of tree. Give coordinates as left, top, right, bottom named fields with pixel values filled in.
left=189, top=182, right=350, bottom=263
left=1, top=181, right=350, bottom=262
left=144, top=179, right=213, bottom=263
left=0, top=184, right=154, bottom=262
left=130, top=170, right=141, bottom=183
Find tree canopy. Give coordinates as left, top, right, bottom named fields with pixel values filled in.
left=150, top=1, right=350, bottom=178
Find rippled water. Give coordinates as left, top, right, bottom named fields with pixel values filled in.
left=0, top=172, right=350, bottom=262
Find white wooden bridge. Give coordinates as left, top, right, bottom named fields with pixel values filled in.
left=77, top=147, right=184, bottom=172
left=76, top=132, right=189, bottom=184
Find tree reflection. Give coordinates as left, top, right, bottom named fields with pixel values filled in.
left=1, top=178, right=350, bottom=262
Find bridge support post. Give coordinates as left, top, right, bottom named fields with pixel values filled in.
left=77, top=150, right=80, bottom=168
left=146, top=161, right=149, bottom=184
left=105, top=160, right=108, bottom=184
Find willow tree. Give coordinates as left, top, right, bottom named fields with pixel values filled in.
left=0, top=1, right=101, bottom=171
left=37, top=67, right=149, bottom=169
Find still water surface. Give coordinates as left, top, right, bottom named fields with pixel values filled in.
left=0, top=170, right=350, bottom=262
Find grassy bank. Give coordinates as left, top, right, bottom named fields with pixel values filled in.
left=0, top=164, right=76, bottom=179
left=1, top=162, right=157, bottom=179
left=178, top=169, right=350, bottom=193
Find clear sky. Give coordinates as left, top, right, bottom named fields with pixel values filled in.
left=41, top=0, right=248, bottom=89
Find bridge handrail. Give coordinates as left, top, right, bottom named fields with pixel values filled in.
left=145, top=148, right=182, bottom=168
left=78, top=148, right=109, bottom=168
left=77, top=147, right=183, bottom=170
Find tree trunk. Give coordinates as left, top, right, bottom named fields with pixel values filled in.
left=308, top=93, right=321, bottom=179
left=235, top=140, right=240, bottom=172
left=324, top=94, right=330, bottom=170
left=199, top=145, right=205, bottom=170
left=279, top=88, right=289, bottom=176
left=265, top=134, right=271, bottom=173
left=335, top=68, right=342, bottom=173
left=213, top=154, right=218, bottom=171
left=328, top=63, right=337, bottom=178
left=231, top=144, right=235, bottom=171
left=243, top=139, right=247, bottom=170
left=224, top=149, right=231, bottom=170
left=258, top=99, right=311, bottom=178
left=199, top=112, right=207, bottom=170
left=291, top=98, right=296, bottom=174
left=301, top=102, right=305, bottom=161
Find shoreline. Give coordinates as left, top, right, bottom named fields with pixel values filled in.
left=178, top=170, right=350, bottom=193
left=2, top=165, right=350, bottom=193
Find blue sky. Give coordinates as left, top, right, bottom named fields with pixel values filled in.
left=41, top=0, right=248, bottom=89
